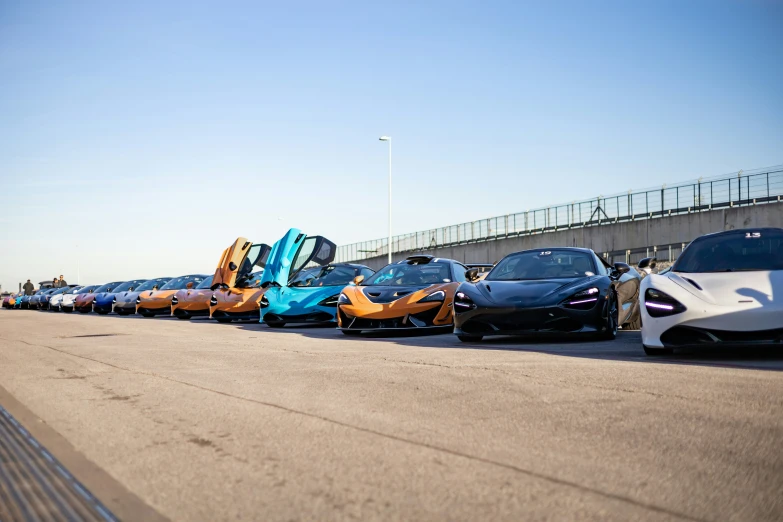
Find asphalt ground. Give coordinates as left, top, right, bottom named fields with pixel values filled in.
left=0, top=310, right=781, bottom=521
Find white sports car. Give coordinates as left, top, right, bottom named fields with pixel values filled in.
left=641, top=228, right=783, bottom=355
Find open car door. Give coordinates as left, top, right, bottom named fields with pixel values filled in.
left=261, top=228, right=337, bottom=287
left=211, top=238, right=272, bottom=289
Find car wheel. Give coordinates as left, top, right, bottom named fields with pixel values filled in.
left=457, top=334, right=484, bottom=342
left=216, top=317, right=232, bottom=323
left=643, top=345, right=674, bottom=356
left=341, top=329, right=362, bottom=336
left=266, top=321, right=285, bottom=328
left=601, top=292, right=619, bottom=340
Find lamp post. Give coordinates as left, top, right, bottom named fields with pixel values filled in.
left=379, top=136, right=392, bottom=263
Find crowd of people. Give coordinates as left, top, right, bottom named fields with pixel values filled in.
left=21, top=275, right=68, bottom=295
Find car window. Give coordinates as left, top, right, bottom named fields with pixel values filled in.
left=362, top=262, right=453, bottom=286
left=487, top=250, right=596, bottom=281
left=453, top=263, right=468, bottom=282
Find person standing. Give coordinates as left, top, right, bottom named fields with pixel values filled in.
left=23, top=279, right=34, bottom=295
left=58, top=275, right=68, bottom=287
left=52, top=278, right=58, bottom=288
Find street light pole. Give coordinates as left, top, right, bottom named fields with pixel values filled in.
left=379, top=136, right=392, bottom=264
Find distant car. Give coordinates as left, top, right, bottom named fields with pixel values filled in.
left=17, top=293, right=34, bottom=309
left=136, top=274, right=208, bottom=317
left=49, top=285, right=82, bottom=312
left=93, top=279, right=147, bottom=314
left=89, top=281, right=129, bottom=314
left=41, top=286, right=76, bottom=311
left=1, top=294, right=13, bottom=309
left=170, top=275, right=214, bottom=319
left=641, top=228, right=783, bottom=355
left=75, top=282, right=123, bottom=313
left=337, top=255, right=469, bottom=335
left=262, top=262, right=373, bottom=327
left=29, top=289, right=55, bottom=310
left=113, top=277, right=172, bottom=315
left=452, top=247, right=642, bottom=342
left=62, top=285, right=98, bottom=313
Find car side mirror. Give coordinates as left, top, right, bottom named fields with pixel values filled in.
left=613, top=262, right=631, bottom=275
left=152, top=285, right=158, bottom=291
left=638, top=257, right=657, bottom=270
left=186, top=282, right=194, bottom=289
left=352, top=275, right=364, bottom=285
left=465, top=268, right=479, bottom=282
left=229, top=262, right=238, bottom=271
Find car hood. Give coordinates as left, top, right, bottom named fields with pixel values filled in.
left=474, top=277, right=599, bottom=306
left=667, top=270, right=783, bottom=308
left=175, top=288, right=213, bottom=301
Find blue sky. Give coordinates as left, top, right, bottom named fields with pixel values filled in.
left=1, top=0, right=781, bottom=289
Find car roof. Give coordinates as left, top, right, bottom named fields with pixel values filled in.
left=698, top=227, right=783, bottom=239
left=510, top=247, right=596, bottom=255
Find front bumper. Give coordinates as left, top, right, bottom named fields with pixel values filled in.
left=337, top=303, right=450, bottom=332
left=211, top=309, right=260, bottom=321
left=262, top=309, right=336, bottom=325
left=454, top=302, right=604, bottom=337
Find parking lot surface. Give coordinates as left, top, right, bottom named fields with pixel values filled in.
left=1, top=311, right=782, bottom=521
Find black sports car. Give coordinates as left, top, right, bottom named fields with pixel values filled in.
left=453, top=247, right=642, bottom=342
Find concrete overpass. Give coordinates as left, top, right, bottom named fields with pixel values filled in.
left=336, top=166, right=783, bottom=270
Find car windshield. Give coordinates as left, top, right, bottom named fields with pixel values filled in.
left=195, top=275, right=214, bottom=289
left=112, top=280, right=147, bottom=293
left=235, top=272, right=264, bottom=289
left=362, top=262, right=453, bottom=286
left=487, top=250, right=596, bottom=281
left=94, top=282, right=124, bottom=293
left=136, top=278, right=171, bottom=291
left=50, top=287, right=69, bottom=296
left=674, top=230, right=783, bottom=273
left=161, top=275, right=206, bottom=291
left=76, top=285, right=98, bottom=294
left=289, top=265, right=370, bottom=287
left=65, top=286, right=85, bottom=294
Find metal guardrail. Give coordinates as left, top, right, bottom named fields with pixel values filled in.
left=336, top=165, right=783, bottom=262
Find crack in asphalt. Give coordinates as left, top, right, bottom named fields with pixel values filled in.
left=2, top=336, right=708, bottom=522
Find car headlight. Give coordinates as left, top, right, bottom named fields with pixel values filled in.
left=562, top=287, right=600, bottom=309
left=135, top=297, right=141, bottom=304
left=337, top=293, right=352, bottom=305
left=259, top=295, right=269, bottom=308
left=644, top=288, right=687, bottom=317
left=317, top=294, right=340, bottom=307
left=209, top=295, right=218, bottom=306
left=453, top=291, right=475, bottom=312
left=417, top=290, right=445, bottom=303
left=171, top=296, right=178, bottom=305
left=112, top=297, right=116, bottom=304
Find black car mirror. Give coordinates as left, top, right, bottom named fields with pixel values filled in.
left=613, top=262, right=631, bottom=275
left=638, top=257, right=657, bottom=270
left=186, top=282, right=194, bottom=289
left=229, top=262, right=238, bottom=271
left=465, top=268, right=479, bottom=282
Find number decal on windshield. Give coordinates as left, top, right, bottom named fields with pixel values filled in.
left=745, top=232, right=761, bottom=238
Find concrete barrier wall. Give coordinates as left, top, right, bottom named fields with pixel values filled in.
left=351, top=203, right=783, bottom=270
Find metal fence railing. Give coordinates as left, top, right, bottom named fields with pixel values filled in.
left=336, top=165, right=783, bottom=263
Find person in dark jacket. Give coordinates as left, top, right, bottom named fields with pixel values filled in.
left=57, top=275, right=68, bottom=287
left=23, top=280, right=34, bottom=295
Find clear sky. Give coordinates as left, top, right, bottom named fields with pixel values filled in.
left=1, top=0, right=781, bottom=290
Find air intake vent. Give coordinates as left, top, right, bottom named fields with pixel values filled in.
left=683, top=278, right=702, bottom=290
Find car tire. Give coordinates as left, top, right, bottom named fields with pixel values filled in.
left=139, top=311, right=154, bottom=318
left=457, top=334, right=483, bottom=342
left=341, top=329, right=362, bottom=336
left=643, top=345, right=674, bottom=356
left=216, top=317, right=232, bottom=323
left=266, top=322, right=285, bottom=328
left=600, top=292, right=619, bottom=340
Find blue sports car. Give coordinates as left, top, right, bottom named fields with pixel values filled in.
left=257, top=227, right=363, bottom=327
left=262, top=263, right=374, bottom=327
left=93, top=279, right=147, bottom=314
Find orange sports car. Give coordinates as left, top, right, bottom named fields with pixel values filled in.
left=136, top=274, right=208, bottom=317
left=170, top=274, right=214, bottom=319
left=207, top=237, right=272, bottom=322
left=336, top=255, right=471, bottom=335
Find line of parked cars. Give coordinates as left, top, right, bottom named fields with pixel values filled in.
left=4, top=227, right=781, bottom=355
